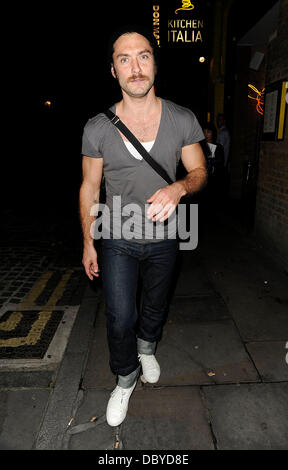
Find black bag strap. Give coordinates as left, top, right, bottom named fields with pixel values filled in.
left=104, top=109, right=173, bottom=185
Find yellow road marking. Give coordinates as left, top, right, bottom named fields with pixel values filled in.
left=0, top=269, right=74, bottom=349
left=43, top=269, right=74, bottom=308
left=19, top=271, right=54, bottom=309
left=0, top=311, right=52, bottom=347
left=0, top=312, right=23, bottom=332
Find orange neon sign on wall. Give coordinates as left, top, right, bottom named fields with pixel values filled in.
left=248, top=84, right=265, bottom=115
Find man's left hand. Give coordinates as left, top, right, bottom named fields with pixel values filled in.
left=146, top=182, right=186, bottom=222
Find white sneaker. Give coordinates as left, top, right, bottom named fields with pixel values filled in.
left=106, top=382, right=136, bottom=427
left=138, top=354, right=160, bottom=384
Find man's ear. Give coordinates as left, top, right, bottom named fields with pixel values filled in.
left=111, top=63, right=117, bottom=79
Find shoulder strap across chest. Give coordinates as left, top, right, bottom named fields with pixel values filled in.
left=104, top=109, right=173, bottom=185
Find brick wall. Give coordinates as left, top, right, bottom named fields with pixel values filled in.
left=229, top=46, right=250, bottom=199
left=254, top=0, right=288, bottom=267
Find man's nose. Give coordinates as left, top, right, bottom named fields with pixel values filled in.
left=131, top=58, right=141, bottom=74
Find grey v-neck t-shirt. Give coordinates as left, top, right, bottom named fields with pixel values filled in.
left=81, top=98, right=204, bottom=243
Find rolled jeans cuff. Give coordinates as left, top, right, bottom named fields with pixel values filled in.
left=118, top=365, right=140, bottom=389
left=137, top=337, right=156, bottom=355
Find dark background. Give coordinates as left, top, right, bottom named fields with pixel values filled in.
left=3, top=0, right=278, bottom=220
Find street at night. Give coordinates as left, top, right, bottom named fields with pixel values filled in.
left=1, top=0, right=287, bottom=454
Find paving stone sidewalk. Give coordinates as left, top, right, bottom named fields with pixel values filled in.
left=64, top=215, right=288, bottom=451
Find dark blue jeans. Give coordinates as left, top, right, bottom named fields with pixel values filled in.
left=101, top=239, right=178, bottom=377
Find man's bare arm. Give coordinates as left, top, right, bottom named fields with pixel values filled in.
left=147, top=143, right=207, bottom=222
left=177, top=142, right=207, bottom=195
left=79, top=156, right=103, bottom=279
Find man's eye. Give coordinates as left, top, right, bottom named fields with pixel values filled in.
left=121, top=58, right=128, bottom=63
left=141, top=55, right=148, bottom=60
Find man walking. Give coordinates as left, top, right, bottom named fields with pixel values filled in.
left=79, top=26, right=207, bottom=427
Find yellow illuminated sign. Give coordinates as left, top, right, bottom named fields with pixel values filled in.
left=278, top=81, right=287, bottom=139
left=153, top=5, right=160, bottom=46
left=175, top=0, right=195, bottom=14
left=263, top=80, right=287, bottom=140
left=153, top=0, right=204, bottom=47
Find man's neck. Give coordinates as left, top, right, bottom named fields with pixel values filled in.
left=117, top=90, right=160, bottom=121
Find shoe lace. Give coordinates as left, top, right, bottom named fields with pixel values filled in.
left=138, top=353, right=155, bottom=368
left=111, top=386, right=129, bottom=404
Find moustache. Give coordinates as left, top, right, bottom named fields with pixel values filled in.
left=128, top=75, right=148, bottom=82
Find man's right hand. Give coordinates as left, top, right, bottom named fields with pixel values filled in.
left=82, top=244, right=100, bottom=280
